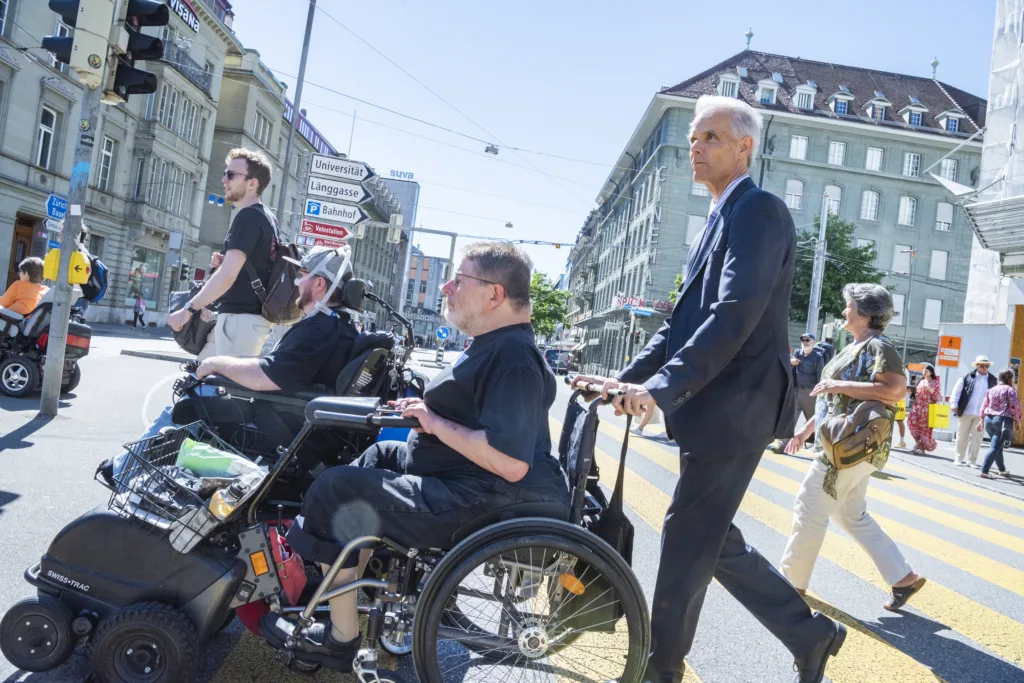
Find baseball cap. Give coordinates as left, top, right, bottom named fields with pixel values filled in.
left=800, top=333, right=816, bottom=341
left=283, top=245, right=353, bottom=286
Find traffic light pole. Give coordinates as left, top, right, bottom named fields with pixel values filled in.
left=39, top=84, right=104, bottom=417
left=276, top=0, right=316, bottom=227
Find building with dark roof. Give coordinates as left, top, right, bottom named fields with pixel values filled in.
left=566, top=50, right=985, bottom=373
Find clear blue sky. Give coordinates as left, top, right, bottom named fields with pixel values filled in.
left=230, top=0, right=995, bottom=279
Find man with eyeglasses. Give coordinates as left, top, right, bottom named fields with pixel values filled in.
left=167, top=148, right=276, bottom=359
left=262, top=242, right=570, bottom=670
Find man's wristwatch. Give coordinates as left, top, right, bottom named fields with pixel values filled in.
left=186, top=302, right=199, bottom=315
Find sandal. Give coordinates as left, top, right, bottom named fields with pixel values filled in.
left=980, top=472, right=995, bottom=479
left=884, top=577, right=926, bottom=611
left=1001, top=470, right=1012, bottom=478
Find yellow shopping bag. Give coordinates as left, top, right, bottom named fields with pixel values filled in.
left=928, top=403, right=950, bottom=429
left=894, top=400, right=906, bottom=421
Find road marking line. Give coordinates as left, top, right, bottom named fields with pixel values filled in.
left=884, top=461, right=1024, bottom=513
left=587, top=418, right=1024, bottom=668
left=762, top=450, right=1024, bottom=555
left=564, top=419, right=948, bottom=682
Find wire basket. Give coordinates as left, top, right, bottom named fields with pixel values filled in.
left=108, top=422, right=248, bottom=554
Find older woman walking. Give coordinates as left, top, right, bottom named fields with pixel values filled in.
left=907, top=364, right=941, bottom=454
left=979, top=369, right=1021, bottom=480
left=781, top=284, right=926, bottom=611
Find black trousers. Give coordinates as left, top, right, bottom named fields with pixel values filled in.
left=648, top=445, right=832, bottom=680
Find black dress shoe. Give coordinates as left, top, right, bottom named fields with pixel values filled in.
left=260, top=613, right=360, bottom=671
left=792, top=621, right=847, bottom=683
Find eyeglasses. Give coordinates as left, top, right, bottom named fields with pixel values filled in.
left=450, top=272, right=499, bottom=290
left=223, top=170, right=250, bottom=181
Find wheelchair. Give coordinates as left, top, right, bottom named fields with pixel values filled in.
left=3, top=386, right=650, bottom=682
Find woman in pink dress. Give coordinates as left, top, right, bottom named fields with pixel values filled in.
left=907, top=364, right=941, bottom=454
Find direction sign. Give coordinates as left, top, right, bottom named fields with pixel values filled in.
left=310, top=155, right=375, bottom=183
left=296, top=234, right=347, bottom=249
left=632, top=307, right=654, bottom=317
left=304, top=199, right=368, bottom=225
left=306, top=176, right=372, bottom=204
left=44, top=218, right=63, bottom=232
left=937, top=335, right=962, bottom=367
left=436, top=326, right=450, bottom=341
left=300, top=219, right=350, bottom=241
left=46, top=194, right=67, bottom=220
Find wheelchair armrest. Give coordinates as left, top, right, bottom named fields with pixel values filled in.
left=304, top=396, right=382, bottom=430
left=201, top=374, right=329, bottom=408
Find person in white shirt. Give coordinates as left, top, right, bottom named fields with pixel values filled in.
left=950, top=355, right=997, bottom=467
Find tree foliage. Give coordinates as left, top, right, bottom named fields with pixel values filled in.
left=530, top=272, right=569, bottom=338
left=668, top=274, right=683, bottom=304
left=790, top=214, right=885, bottom=325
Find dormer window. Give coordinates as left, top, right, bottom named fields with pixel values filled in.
left=909, top=111, right=923, bottom=126
left=866, top=92, right=891, bottom=121
left=938, top=109, right=965, bottom=133
left=756, top=80, right=778, bottom=105
left=794, top=83, right=816, bottom=111
left=717, top=73, right=740, bottom=98
left=900, top=97, right=928, bottom=127
left=828, top=87, right=854, bottom=115
left=835, top=100, right=849, bottom=115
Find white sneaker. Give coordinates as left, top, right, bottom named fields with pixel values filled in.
left=954, top=460, right=966, bottom=467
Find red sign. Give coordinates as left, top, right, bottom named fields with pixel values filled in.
left=614, top=296, right=673, bottom=312
left=300, top=219, right=350, bottom=241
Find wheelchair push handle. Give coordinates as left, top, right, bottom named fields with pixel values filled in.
left=564, top=375, right=625, bottom=397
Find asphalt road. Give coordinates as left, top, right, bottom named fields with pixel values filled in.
left=2, top=332, right=1023, bottom=682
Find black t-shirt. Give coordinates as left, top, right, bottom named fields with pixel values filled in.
left=217, top=204, right=275, bottom=315
left=406, top=323, right=564, bottom=492
left=260, top=308, right=359, bottom=393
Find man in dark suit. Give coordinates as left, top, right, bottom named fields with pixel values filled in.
left=574, top=95, right=846, bottom=683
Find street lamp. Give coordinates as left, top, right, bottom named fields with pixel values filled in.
left=900, top=248, right=918, bottom=361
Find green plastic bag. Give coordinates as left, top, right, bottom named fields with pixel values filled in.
left=175, top=438, right=264, bottom=478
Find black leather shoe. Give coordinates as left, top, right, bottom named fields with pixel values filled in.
left=792, top=621, right=846, bottom=683
left=260, top=613, right=359, bottom=671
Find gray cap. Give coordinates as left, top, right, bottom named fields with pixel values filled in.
left=283, top=245, right=352, bottom=284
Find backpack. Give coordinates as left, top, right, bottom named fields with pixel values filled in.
left=80, top=257, right=109, bottom=303
left=244, top=205, right=302, bottom=325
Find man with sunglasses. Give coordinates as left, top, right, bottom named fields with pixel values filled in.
left=168, top=148, right=276, bottom=359
left=950, top=355, right=997, bottom=467
left=264, top=242, right=570, bottom=670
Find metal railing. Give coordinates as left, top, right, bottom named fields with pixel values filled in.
left=163, top=43, right=212, bottom=97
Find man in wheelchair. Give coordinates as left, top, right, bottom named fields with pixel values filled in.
left=261, top=242, right=571, bottom=670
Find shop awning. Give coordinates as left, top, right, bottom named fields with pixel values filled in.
left=963, top=194, right=1024, bottom=276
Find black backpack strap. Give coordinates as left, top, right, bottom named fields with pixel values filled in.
left=241, top=204, right=279, bottom=303
left=609, top=415, right=631, bottom=511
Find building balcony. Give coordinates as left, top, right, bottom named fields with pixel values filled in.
left=163, top=43, right=213, bottom=97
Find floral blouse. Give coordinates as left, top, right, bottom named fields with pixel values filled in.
left=813, top=334, right=904, bottom=499
left=981, top=385, right=1022, bottom=422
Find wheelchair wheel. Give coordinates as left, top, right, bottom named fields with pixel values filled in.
left=413, top=518, right=649, bottom=683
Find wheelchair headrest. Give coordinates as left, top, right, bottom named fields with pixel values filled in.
left=339, top=279, right=366, bottom=312
left=335, top=347, right=391, bottom=397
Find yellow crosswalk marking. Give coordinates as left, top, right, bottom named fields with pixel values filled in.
left=884, top=460, right=1024, bottom=514
left=587, top=417, right=1024, bottom=668
left=562, top=419, right=948, bottom=682
left=761, top=450, right=1024, bottom=556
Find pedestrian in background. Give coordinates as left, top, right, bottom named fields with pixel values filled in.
left=769, top=333, right=824, bottom=453
left=951, top=356, right=997, bottom=467
left=907, top=364, right=940, bottom=455
left=979, top=369, right=1020, bottom=480
left=133, top=294, right=146, bottom=329
left=782, top=283, right=926, bottom=612
left=815, top=336, right=835, bottom=365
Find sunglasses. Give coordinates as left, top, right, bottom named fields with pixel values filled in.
left=223, top=170, right=250, bottom=181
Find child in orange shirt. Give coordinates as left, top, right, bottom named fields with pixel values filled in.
left=0, top=257, right=48, bottom=317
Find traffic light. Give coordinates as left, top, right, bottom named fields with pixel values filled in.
left=179, top=261, right=190, bottom=281
left=436, top=293, right=445, bottom=317
left=43, top=0, right=115, bottom=88
left=104, top=0, right=168, bottom=104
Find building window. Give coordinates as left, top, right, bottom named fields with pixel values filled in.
left=789, top=135, right=808, bottom=160
left=36, top=106, right=57, bottom=169
left=892, top=244, right=912, bottom=274
left=930, top=250, right=948, bottom=280
left=133, top=158, right=145, bottom=199
left=97, top=136, right=115, bottom=192
left=785, top=179, right=803, bottom=210
left=157, top=84, right=168, bottom=122
left=871, top=105, right=887, bottom=121
left=717, top=77, right=739, bottom=98
left=856, top=238, right=874, bottom=250
left=903, top=152, right=921, bottom=177
left=254, top=111, right=272, bottom=148
left=824, top=184, right=842, bottom=215
left=936, top=202, right=953, bottom=231
left=759, top=86, right=777, bottom=105
left=828, top=141, right=846, bottom=166
left=891, top=293, right=905, bottom=326
left=946, top=117, right=960, bottom=133
left=865, top=147, right=884, bottom=171
left=0, top=0, right=8, bottom=35
left=690, top=182, right=709, bottom=197
left=88, top=234, right=105, bottom=259
left=49, top=21, right=71, bottom=73
left=860, top=190, right=879, bottom=220
left=686, top=215, right=706, bottom=245
left=163, top=88, right=178, bottom=129
left=898, top=196, right=917, bottom=226
left=909, top=111, right=923, bottom=127
left=923, top=299, right=942, bottom=330
left=835, top=99, right=849, bottom=115
left=796, top=91, right=813, bottom=110
left=125, top=246, right=164, bottom=310
left=940, top=158, right=958, bottom=181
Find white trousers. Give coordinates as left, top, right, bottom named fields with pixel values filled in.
left=955, top=414, right=984, bottom=464
left=781, top=459, right=912, bottom=590
left=197, top=312, right=272, bottom=360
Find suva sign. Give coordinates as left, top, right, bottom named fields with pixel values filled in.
left=389, top=170, right=415, bottom=180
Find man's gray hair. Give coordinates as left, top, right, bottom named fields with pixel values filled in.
left=688, top=95, right=763, bottom=169
left=843, top=283, right=894, bottom=331
left=462, top=241, right=533, bottom=311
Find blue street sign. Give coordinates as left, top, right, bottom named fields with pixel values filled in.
left=48, top=240, right=61, bottom=249
left=46, top=194, right=67, bottom=220
left=436, top=326, right=450, bottom=341
left=305, top=199, right=321, bottom=216
left=632, top=307, right=654, bottom=317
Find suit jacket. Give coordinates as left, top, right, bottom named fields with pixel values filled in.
left=618, top=177, right=797, bottom=455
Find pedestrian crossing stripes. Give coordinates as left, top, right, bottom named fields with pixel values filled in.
left=574, top=414, right=1024, bottom=680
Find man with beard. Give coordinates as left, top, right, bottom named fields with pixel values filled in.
left=168, top=148, right=277, bottom=359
